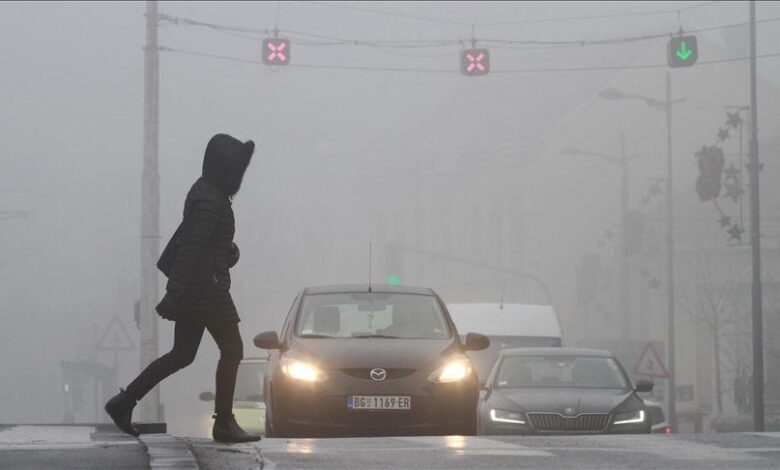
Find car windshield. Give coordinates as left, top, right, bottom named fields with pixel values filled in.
left=296, top=292, right=450, bottom=339
left=495, top=355, right=629, bottom=390
left=462, top=335, right=562, bottom=382
left=234, top=362, right=266, bottom=402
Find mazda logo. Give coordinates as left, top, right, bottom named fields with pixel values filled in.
left=369, top=368, right=387, bottom=382
left=564, top=407, right=576, bottom=416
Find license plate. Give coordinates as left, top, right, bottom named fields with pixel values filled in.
left=347, top=395, right=411, bottom=410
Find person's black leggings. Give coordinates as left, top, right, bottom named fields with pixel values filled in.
left=125, top=320, right=243, bottom=417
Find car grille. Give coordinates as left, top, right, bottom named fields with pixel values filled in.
left=527, top=413, right=610, bottom=432
left=340, top=368, right=416, bottom=380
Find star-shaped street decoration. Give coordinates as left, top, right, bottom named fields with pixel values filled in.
left=723, top=180, right=745, bottom=202
left=648, top=277, right=661, bottom=291
left=726, top=110, right=743, bottom=129
left=719, top=214, right=731, bottom=228
left=728, top=224, right=744, bottom=242
left=648, top=181, right=664, bottom=197
left=717, top=127, right=730, bottom=142
left=723, top=163, right=740, bottom=182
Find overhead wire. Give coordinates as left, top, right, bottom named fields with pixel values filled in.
left=162, top=46, right=780, bottom=74
left=157, top=12, right=780, bottom=50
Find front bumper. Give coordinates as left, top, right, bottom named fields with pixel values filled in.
left=273, top=371, right=478, bottom=437
left=481, top=412, right=650, bottom=436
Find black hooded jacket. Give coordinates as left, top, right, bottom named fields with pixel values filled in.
left=165, top=134, right=254, bottom=324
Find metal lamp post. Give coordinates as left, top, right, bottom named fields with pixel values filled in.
left=562, top=134, right=637, bottom=342
left=599, top=73, right=685, bottom=431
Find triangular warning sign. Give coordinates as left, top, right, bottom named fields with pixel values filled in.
left=97, top=315, right=136, bottom=352
left=634, top=342, right=669, bottom=378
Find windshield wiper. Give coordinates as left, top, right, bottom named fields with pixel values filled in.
left=298, top=334, right=333, bottom=339
left=351, top=334, right=401, bottom=339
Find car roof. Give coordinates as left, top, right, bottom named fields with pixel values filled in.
left=498, top=347, right=615, bottom=357
left=304, top=284, right=436, bottom=295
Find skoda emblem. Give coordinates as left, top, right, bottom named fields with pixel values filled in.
left=564, top=407, right=576, bottom=416
left=369, top=368, right=387, bottom=382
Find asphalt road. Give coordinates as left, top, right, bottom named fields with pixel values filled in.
left=3, top=426, right=779, bottom=469
left=189, top=432, right=780, bottom=470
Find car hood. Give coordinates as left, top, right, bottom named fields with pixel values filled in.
left=495, top=388, right=635, bottom=415
left=290, top=338, right=460, bottom=370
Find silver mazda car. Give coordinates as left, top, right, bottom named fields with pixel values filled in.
left=478, top=348, right=653, bottom=435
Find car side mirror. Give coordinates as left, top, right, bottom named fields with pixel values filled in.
left=464, top=333, right=490, bottom=351
left=635, top=379, right=654, bottom=393
left=254, top=331, right=280, bottom=350
left=198, top=391, right=215, bottom=401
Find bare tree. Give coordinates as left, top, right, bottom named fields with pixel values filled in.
left=676, top=250, right=750, bottom=416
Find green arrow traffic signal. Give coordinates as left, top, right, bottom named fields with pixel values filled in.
left=668, top=35, right=698, bottom=68
left=387, top=274, right=400, bottom=286
left=676, top=41, right=693, bottom=61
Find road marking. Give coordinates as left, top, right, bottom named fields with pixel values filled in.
left=0, top=441, right=138, bottom=451
left=0, top=426, right=94, bottom=445
left=258, top=436, right=553, bottom=457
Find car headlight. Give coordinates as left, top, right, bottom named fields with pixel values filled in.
left=281, top=358, right=326, bottom=382
left=428, top=359, right=472, bottom=383
left=613, top=409, right=645, bottom=425
left=490, top=409, right=526, bottom=425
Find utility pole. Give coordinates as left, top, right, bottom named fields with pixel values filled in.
left=665, top=70, right=677, bottom=433
left=139, top=0, right=161, bottom=422
left=748, top=0, right=764, bottom=432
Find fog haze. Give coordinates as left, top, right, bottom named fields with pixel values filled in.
left=2, top=1, right=780, bottom=436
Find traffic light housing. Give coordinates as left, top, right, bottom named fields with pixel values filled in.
left=262, top=38, right=291, bottom=65
left=695, top=145, right=725, bottom=201
left=461, top=48, right=490, bottom=76
left=668, top=35, right=698, bottom=68
left=385, top=241, right=403, bottom=285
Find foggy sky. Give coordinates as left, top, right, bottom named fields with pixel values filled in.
left=1, top=1, right=779, bottom=436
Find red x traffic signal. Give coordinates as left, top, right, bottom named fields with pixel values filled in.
left=262, top=38, right=291, bottom=65
left=461, top=48, right=489, bottom=76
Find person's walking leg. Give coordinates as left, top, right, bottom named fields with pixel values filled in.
left=105, top=321, right=205, bottom=436
left=208, top=322, right=260, bottom=442
left=125, top=321, right=205, bottom=399
left=209, top=322, right=243, bottom=416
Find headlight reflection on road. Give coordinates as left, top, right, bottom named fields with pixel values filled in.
left=286, top=439, right=316, bottom=454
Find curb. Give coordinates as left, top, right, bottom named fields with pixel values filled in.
left=139, top=433, right=200, bottom=470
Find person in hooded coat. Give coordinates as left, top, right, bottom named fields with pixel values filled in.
left=104, top=134, right=260, bottom=443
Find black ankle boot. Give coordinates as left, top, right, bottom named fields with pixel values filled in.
left=104, top=388, right=140, bottom=437
left=212, top=414, right=261, bottom=443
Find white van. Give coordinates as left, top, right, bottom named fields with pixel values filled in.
left=447, top=303, right=562, bottom=383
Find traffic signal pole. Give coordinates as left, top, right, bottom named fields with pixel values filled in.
left=748, top=0, right=765, bottom=432
left=139, top=0, right=161, bottom=422
left=665, top=70, right=677, bottom=433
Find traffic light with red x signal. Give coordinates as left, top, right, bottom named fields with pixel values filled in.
left=461, top=48, right=490, bottom=76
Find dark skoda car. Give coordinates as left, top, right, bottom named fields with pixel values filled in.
left=254, top=285, right=490, bottom=437
left=478, top=348, right=653, bottom=435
